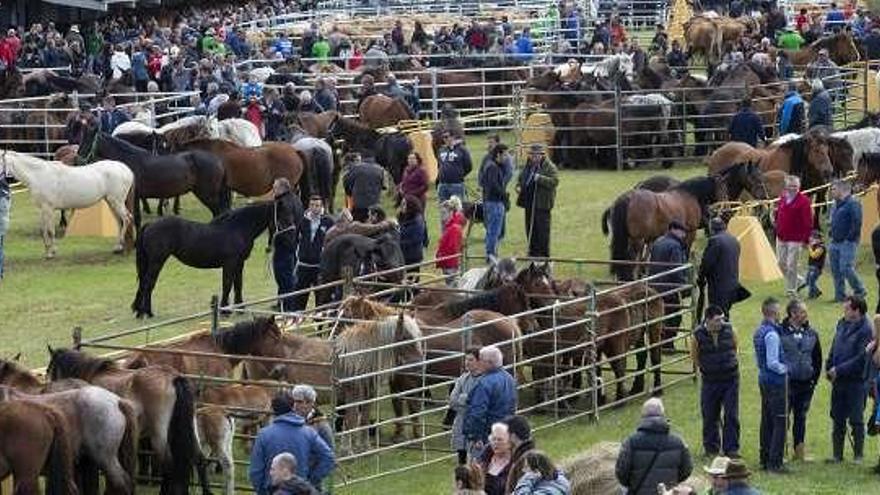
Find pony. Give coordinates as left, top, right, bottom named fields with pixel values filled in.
left=195, top=406, right=235, bottom=495
left=290, top=135, right=337, bottom=211
left=605, top=176, right=714, bottom=281
left=160, top=115, right=263, bottom=148
left=783, top=32, right=861, bottom=66
left=706, top=130, right=836, bottom=190
left=358, top=94, right=416, bottom=129
left=79, top=129, right=230, bottom=228
left=3, top=150, right=134, bottom=258
left=175, top=138, right=307, bottom=200
left=46, top=347, right=200, bottom=495
left=327, top=114, right=412, bottom=184
left=223, top=313, right=424, bottom=450
left=132, top=198, right=301, bottom=318
left=0, top=384, right=137, bottom=495
left=0, top=400, right=78, bottom=495
left=317, top=231, right=406, bottom=305
left=831, top=128, right=880, bottom=171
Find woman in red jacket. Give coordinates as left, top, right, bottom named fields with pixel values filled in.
left=436, top=196, right=467, bottom=286
left=774, top=175, right=813, bottom=297
left=398, top=152, right=430, bottom=211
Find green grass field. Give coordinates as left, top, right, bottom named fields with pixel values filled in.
left=3, top=142, right=880, bottom=494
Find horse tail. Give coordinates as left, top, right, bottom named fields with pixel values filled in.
left=167, top=376, right=197, bottom=493
left=124, top=182, right=136, bottom=251
left=117, top=399, right=138, bottom=493
left=601, top=207, right=612, bottom=236
left=609, top=195, right=632, bottom=279
left=44, top=406, right=77, bottom=495
left=316, top=144, right=334, bottom=208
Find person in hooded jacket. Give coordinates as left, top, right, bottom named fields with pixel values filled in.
left=777, top=84, right=806, bottom=135
left=503, top=415, right=537, bottom=495
left=436, top=196, right=467, bottom=285
left=250, top=391, right=334, bottom=495
left=615, top=398, right=693, bottom=495
left=698, top=217, right=742, bottom=315
left=398, top=194, right=429, bottom=285
left=512, top=451, right=571, bottom=495
left=779, top=299, right=822, bottom=462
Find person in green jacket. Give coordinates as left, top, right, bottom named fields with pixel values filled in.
left=311, top=35, right=331, bottom=63
left=515, top=143, right=558, bottom=258
left=777, top=28, right=805, bottom=50
left=201, top=31, right=227, bottom=57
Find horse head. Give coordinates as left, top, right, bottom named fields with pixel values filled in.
left=515, top=262, right=556, bottom=307
left=832, top=32, right=861, bottom=65
left=391, top=314, right=424, bottom=368
left=803, top=130, right=835, bottom=183
left=827, top=136, right=855, bottom=177
left=359, top=232, right=404, bottom=282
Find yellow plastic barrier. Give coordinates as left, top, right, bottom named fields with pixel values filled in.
left=67, top=202, right=119, bottom=238
left=861, top=184, right=879, bottom=246
left=408, top=130, right=438, bottom=183
left=727, top=215, right=784, bottom=283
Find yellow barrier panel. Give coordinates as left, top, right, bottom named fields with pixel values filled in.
left=861, top=184, right=879, bottom=246
left=409, top=130, right=438, bottom=183
left=517, top=113, right=555, bottom=162
left=727, top=216, right=784, bottom=283
left=67, top=201, right=119, bottom=238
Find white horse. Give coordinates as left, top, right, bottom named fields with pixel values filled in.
left=112, top=121, right=156, bottom=137
left=3, top=151, right=133, bottom=258
left=832, top=128, right=880, bottom=169
left=582, top=53, right=635, bottom=81
left=158, top=115, right=263, bottom=148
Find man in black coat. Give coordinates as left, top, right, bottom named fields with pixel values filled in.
left=343, top=153, right=385, bottom=222
left=272, top=179, right=303, bottom=312
left=291, top=195, right=335, bottom=311
left=649, top=220, right=689, bottom=350
left=699, top=217, right=743, bottom=315
left=615, top=398, right=693, bottom=495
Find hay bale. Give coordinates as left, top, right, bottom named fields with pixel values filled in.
left=560, top=442, right=709, bottom=495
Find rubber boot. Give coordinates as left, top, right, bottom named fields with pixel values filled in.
left=793, top=443, right=805, bottom=462
left=854, top=425, right=866, bottom=463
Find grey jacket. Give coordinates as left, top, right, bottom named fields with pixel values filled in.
left=449, top=371, right=480, bottom=450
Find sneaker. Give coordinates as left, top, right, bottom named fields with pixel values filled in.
left=854, top=457, right=864, bottom=466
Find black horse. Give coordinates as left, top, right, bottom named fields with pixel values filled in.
left=132, top=198, right=301, bottom=318
left=79, top=125, right=230, bottom=228
left=316, top=230, right=405, bottom=305
left=112, top=130, right=180, bottom=216
left=327, top=114, right=412, bottom=184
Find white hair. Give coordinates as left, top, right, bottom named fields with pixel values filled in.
left=292, top=384, right=317, bottom=403
left=271, top=452, right=298, bottom=473
left=480, top=345, right=503, bottom=369
left=784, top=174, right=801, bottom=188
left=491, top=422, right=509, bottom=436
left=642, top=397, right=665, bottom=417
left=811, top=79, right=825, bottom=92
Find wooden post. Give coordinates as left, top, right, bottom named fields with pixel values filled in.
left=71, top=326, right=83, bottom=350
left=210, top=295, right=220, bottom=338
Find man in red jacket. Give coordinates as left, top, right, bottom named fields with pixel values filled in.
left=774, top=175, right=813, bottom=297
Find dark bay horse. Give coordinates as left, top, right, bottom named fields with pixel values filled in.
left=603, top=175, right=722, bottom=280
left=133, top=198, right=301, bottom=318
left=327, top=114, right=412, bottom=184
left=317, top=231, right=406, bottom=305
left=79, top=127, right=229, bottom=228
left=177, top=139, right=307, bottom=200
left=0, top=400, right=78, bottom=495
left=0, top=384, right=137, bottom=495
left=46, top=347, right=199, bottom=495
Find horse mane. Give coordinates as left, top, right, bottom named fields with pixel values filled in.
left=339, top=296, right=398, bottom=319
left=333, top=115, right=380, bottom=142
left=209, top=200, right=272, bottom=225
left=49, top=349, right=116, bottom=381
left=214, top=316, right=280, bottom=354
left=335, top=315, right=421, bottom=377
left=6, top=151, right=56, bottom=170
left=0, top=359, right=36, bottom=384
left=99, top=132, right=150, bottom=156
left=440, top=286, right=505, bottom=316
left=672, top=176, right=717, bottom=205
left=779, top=136, right=808, bottom=179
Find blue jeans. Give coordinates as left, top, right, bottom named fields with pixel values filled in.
left=0, top=195, right=9, bottom=279
left=829, top=241, right=865, bottom=301
left=483, top=201, right=505, bottom=259
left=437, top=182, right=466, bottom=204
left=804, top=265, right=822, bottom=298
left=759, top=382, right=787, bottom=470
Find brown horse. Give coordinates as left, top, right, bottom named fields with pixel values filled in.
left=783, top=32, right=861, bottom=66
left=218, top=313, right=424, bottom=450
left=294, top=111, right=338, bottom=139
left=340, top=296, right=522, bottom=440
left=0, top=400, right=78, bottom=495
left=358, top=94, right=415, bottom=129
left=46, top=347, right=199, bottom=495
left=177, top=138, right=306, bottom=198
left=707, top=130, right=835, bottom=189
left=124, top=327, right=250, bottom=379
left=0, top=384, right=138, bottom=495
left=0, top=354, right=44, bottom=393
left=25, top=93, right=74, bottom=155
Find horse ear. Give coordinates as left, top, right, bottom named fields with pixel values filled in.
left=46, top=344, right=54, bottom=356
left=11, top=352, right=20, bottom=362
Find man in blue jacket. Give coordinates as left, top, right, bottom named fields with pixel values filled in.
left=436, top=131, right=473, bottom=205
left=829, top=180, right=866, bottom=302
left=808, top=79, right=833, bottom=129
left=463, top=345, right=517, bottom=458
left=250, top=390, right=335, bottom=494
left=777, top=84, right=805, bottom=135
left=479, top=143, right=510, bottom=262
left=649, top=220, right=689, bottom=350
left=728, top=98, right=766, bottom=147
left=825, top=295, right=873, bottom=463
left=753, top=297, right=788, bottom=473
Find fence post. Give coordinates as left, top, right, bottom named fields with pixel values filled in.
left=552, top=301, right=559, bottom=419
left=430, top=68, right=439, bottom=122
left=210, top=295, right=220, bottom=338
left=71, top=326, right=83, bottom=350
left=43, top=108, right=49, bottom=159
left=614, top=84, right=623, bottom=171
left=342, top=266, right=354, bottom=299
left=588, top=284, right=599, bottom=421
left=864, top=61, right=870, bottom=119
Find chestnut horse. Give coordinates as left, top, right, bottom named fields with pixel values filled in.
left=177, top=138, right=306, bottom=199
left=0, top=400, right=78, bottom=495
left=358, top=94, right=416, bottom=129
left=46, top=347, right=199, bottom=495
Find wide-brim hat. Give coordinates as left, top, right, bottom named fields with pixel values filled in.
left=703, top=456, right=731, bottom=476
left=721, top=459, right=751, bottom=479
